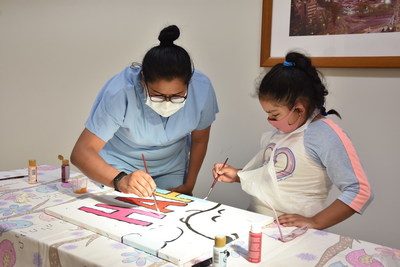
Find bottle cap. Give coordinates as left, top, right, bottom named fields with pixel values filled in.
left=214, top=235, right=226, bottom=247
left=58, top=155, right=64, bottom=161
left=29, top=159, right=36, bottom=166
left=251, top=223, right=262, bottom=233
left=62, top=159, right=69, bottom=165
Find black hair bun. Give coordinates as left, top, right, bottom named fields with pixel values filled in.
left=158, top=25, right=180, bottom=46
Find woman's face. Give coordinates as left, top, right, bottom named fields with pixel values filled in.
left=144, top=78, right=187, bottom=101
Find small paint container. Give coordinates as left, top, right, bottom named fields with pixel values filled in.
left=71, top=174, right=88, bottom=194
left=213, top=235, right=229, bottom=267
left=28, top=159, right=38, bottom=184
left=58, top=155, right=70, bottom=183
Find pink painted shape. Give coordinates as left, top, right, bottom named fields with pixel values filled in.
left=116, top=196, right=187, bottom=213
left=0, top=239, right=16, bottom=267
left=346, top=249, right=383, bottom=267
left=79, top=204, right=165, bottom=226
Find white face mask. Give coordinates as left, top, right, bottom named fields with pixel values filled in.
left=145, top=92, right=186, bottom=117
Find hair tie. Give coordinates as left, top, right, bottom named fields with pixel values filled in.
left=283, top=61, right=295, bottom=67
left=160, top=40, right=174, bottom=46
left=320, top=106, right=328, bottom=116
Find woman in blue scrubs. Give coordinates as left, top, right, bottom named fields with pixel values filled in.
left=71, top=25, right=219, bottom=197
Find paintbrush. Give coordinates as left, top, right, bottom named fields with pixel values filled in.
left=204, top=157, right=228, bottom=200
left=0, top=175, right=28, bottom=181
left=141, top=154, right=160, bottom=212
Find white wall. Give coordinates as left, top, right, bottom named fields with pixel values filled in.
left=1, top=0, right=399, bottom=249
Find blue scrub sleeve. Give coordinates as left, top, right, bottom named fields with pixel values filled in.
left=85, top=83, right=128, bottom=142
left=195, top=83, right=219, bottom=130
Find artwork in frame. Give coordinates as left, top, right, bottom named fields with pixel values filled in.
left=261, top=0, right=400, bottom=68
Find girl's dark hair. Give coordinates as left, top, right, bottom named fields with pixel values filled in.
left=142, top=25, right=193, bottom=84
left=257, top=51, right=341, bottom=118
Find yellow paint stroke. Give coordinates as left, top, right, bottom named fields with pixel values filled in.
left=154, top=191, right=192, bottom=203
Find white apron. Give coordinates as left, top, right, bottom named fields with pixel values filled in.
left=239, top=110, right=325, bottom=218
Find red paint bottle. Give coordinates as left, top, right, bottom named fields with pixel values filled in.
left=248, top=223, right=262, bottom=263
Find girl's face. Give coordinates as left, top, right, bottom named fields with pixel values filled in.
left=259, top=98, right=307, bottom=130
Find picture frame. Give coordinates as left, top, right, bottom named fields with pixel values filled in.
left=260, top=0, right=400, bottom=68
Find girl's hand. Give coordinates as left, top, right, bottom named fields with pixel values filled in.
left=117, top=170, right=156, bottom=197
left=212, top=163, right=240, bottom=183
left=277, top=213, right=317, bottom=229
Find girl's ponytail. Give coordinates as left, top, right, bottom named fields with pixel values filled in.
left=285, top=52, right=341, bottom=118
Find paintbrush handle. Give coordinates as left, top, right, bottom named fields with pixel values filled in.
left=204, top=177, right=218, bottom=200
left=211, top=177, right=218, bottom=188
left=142, top=154, right=160, bottom=211
left=141, top=154, right=149, bottom=173
left=204, top=158, right=229, bottom=200
left=152, top=192, right=160, bottom=212
left=1, top=175, right=28, bottom=181
left=220, top=157, right=229, bottom=170
left=213, top=157, right=229, bottom=184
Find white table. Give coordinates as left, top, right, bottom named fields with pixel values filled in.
left=1, top=166, right=399, bottom=267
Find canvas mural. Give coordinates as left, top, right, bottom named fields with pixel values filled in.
left=45, top=189, right=273, bottom=266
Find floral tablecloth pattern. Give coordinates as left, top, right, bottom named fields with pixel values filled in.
left=1, top=166, right=399, bottom=267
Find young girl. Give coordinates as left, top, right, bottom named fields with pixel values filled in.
left=213, top=52, right=373, bottom=230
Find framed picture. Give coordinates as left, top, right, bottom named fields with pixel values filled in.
left=260, top=0, right=400, bottom=68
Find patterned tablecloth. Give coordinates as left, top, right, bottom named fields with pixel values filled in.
left=1, top=166, right=399, bottom=267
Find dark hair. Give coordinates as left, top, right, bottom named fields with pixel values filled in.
left=257, top=51, right=341, bottom=118
left=142, top=25, right=193, bottom=84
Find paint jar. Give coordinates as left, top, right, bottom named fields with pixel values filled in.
left=213, top=235, right=229, bottom=267
left=28, top=159, right=38, bottom=184
left=248, top=223, right=262, bottom=263
left=71, top=174, right=88, bottom=194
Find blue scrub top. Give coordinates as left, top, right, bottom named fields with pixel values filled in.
left=85, top=66, right=219, bottom=188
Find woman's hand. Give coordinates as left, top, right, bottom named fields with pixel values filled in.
left=212, top=163, right=240, bottom=183
left=117, top=170, right=156, bottom=197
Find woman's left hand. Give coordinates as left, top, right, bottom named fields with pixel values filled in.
left=168, top=184, right=193, bottom=196
left=277, top=213, right=316, bottom=229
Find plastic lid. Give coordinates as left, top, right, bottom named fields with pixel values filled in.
left=214, top=235, right=226, bottom=247
left=58, top=155, right=69, bottom=165
left=251, top=223, right=262, bottom=233
left=29, top=159, right=36, bottom=166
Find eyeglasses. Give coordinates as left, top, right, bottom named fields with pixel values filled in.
left=145, top=85, right=188, bottom=104
left=149, top=94, right=187, bottom=103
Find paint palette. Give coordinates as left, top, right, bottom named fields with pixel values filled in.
left=45, top=189, right=273, bottom=266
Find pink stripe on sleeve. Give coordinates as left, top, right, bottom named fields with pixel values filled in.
left=323, top=119, right=371, bottom=212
